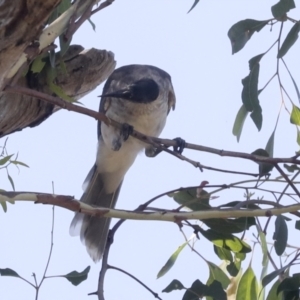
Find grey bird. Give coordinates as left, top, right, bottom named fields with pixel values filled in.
left=69, top=64, right=176, bottom=262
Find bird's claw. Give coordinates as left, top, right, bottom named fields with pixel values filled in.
left=121, top=123, right=134, bottom=141
left=173, top=137, right=186, bottom=154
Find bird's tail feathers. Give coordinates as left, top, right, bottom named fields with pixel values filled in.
left=70, top=164, right=122, bottom=262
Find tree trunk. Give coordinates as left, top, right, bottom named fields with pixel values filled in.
left=0, top=0, right=116, bottom=138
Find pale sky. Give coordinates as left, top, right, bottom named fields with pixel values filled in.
left=1, top=1, right=300, bottom=299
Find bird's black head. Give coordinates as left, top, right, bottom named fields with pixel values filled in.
left=100, top=78, right=160, bottom=103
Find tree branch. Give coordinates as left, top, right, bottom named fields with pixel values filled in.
left=4, top=85, right=300, bottom=167
left=1, top=191, right=300, bottom=221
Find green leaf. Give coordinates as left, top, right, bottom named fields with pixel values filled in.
left=278, top=23, right=300, bottom=58
left=203, top=217, right=256, bottom=234
left=62, top=266, right=90, bottom=286
left=236, top=266, right=258, bottom=300
left=47, top=7, right=58, bottom=24
left=157, top=241, right=188, bottom=278
left=258, top=231, right=268, bottom=267
left=206, top=280, right=227, bottom=300
left=214, top=245, right=233, bottom=262
left=171, top=188, right=210, bottom=211
left=283, top=164, right=300, bottom=172
left=277, top=274, right=300, bottom=295
left=271, top=0, right=296, bottom=19
left=59, top=35, right=72, bottom=59
left=290, top=104, right=300, bottom=125
left=31, top=55, right=46, bottom=73
left=273, top=215, right=288, bottom=256
left=249, top=53, right=264, bottom=70
left=7, top=174, right=15, bottom=191
left=227, top=262, right=239, bottom=277
left=228, top=19, right=268, bottom=54
left=198, top=228, right=251, bottom=253
left=295, top=220, right=300, bottom=230
left=0, top=268, right=21, bottom=278
left=250, top=107, right=263, bottom=131
left=0, top=154, right=13, bottom=166
left=251, top=149, right=274, bottom=175
left=57, top=0, right=71, bottom=15
left=266, top=130, right=275, bottom=158
left=187, top=0, right=200, bottom=13
left=241, top=62, right=262, bottom=130
left=207, top=261, right=230, bottom=289
left=297, top=128, right=300, bottom=146
left=162, top=279, right=185, bottom=293
left=227, top=252, right=245, bottom=277
left=219, top=201, right=260, bottom=210
left=232, top=105, right=248, bottom=142
left=48, top=81, right=74, bottom=102
left=0, top=201, right=7, bottom=212
left=262, top=265, right=289, bottom=288
left=183, top=279, right=207, bottom=300
left=242, top=63, right=260, bottom=111
left=49, top=49, right=56, bottom=69
left=266, top=280, right=282, bottom=300
left=10, top=160, right=29, bottom=168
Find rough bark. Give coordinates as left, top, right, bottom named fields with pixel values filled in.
left=0, top=0, right=116, bottom=138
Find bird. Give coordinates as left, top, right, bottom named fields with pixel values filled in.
left=69, top=64, right=176, bottom=262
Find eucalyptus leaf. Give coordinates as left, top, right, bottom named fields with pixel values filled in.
left=249, top=53, right=264, bottom=70
left=265, top=130, right=275, bottom=158
left=241, top=63, right=260, bottom=112
left=277, top=274, right=300, bottom=295
left=258, top=231, right=268, bottom=267
left=273, top=215, right=288, bottom=256
left=206, top=280, right=227, bottom=300
left=0, top=154, right=14, bottom=166
left=187, top=0, right=200, bottom=13
left=271, top=0, right=296, bottom=19
left=10, top=160, right=29, bottom=168
left=278, top=23, right=300, bottom=58
left=232, top=105, right=248, bottom=142
left=206, top=261, right=230, bottom=289
left=213, top=245, right=233, bottom=262
left=183, top=279, right=207, bottom=300
left=283, top=164, right=300, bottom=173
left=198, top=228, right=251, bottom=253
left=250, top=106, right=263, bottom=131
left=295, top=220, right=300, bottom=230
left=157, top=241, right=188, bottom=278
left=236, top=266, right=259, bottom=300
left=266, top=280, right=282, bottom=300
left=62, top=266, right=90, bottom=286
left=0, top=268, right=21, bottom=278
left=228, top=19, right=268, bottom=54
left=171, top=188, right=210, bottom=211
left=162, top=279, right=185, bottom=293
left=7, top=174, right=15, bottom=191
left=290, top=104, right=300, bottom=125
left=0, top=201, right=7, bottom=212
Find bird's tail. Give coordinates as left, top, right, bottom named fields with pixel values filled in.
left=70, top=164, right=122, bottom=262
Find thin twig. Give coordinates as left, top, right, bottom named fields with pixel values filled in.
left=107, top=265, right=163, bottom=300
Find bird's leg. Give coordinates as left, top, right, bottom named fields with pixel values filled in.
left=121, top=123, right=134, bottom=141
left=145, top=137, right=186, bottom=157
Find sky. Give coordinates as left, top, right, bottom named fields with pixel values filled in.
left=1, top=1, right=300, bottom=299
